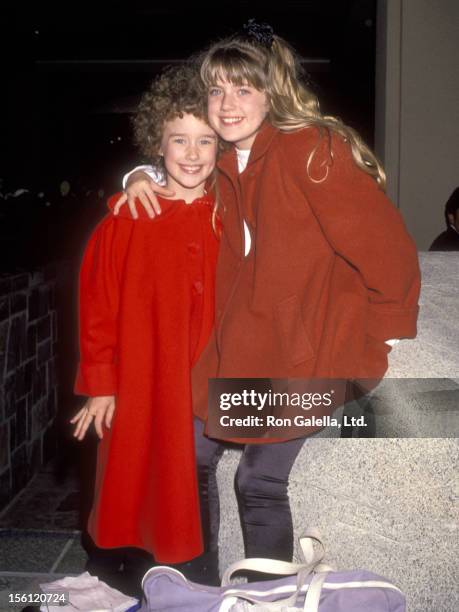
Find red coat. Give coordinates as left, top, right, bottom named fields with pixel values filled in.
left=192, top=123, right=421, bottom=442
left=75, top=193, right=219, bottom=562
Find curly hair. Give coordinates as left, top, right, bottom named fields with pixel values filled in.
left=133, top=63, right=209, bottom=168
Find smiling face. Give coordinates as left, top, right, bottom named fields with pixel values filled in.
left=207, top=80, right=269, bottom=150
left=160, top=114, right=218, bottom=203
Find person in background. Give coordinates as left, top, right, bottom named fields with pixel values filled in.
left=429, top=187, right=459, bottom=251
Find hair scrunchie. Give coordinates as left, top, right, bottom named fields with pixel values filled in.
left=241, top=18, right=275, bottom=49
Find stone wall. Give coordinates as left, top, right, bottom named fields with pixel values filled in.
left=0, top=270, right=58, bottom=513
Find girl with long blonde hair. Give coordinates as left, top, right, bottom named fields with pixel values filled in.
left=116, top=21, right=420, bottom=583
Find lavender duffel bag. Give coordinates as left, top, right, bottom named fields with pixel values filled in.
left=140, top=529, right=405, bottom=612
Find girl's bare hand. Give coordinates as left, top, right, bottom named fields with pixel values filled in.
left=70, top=396, right=116, bottom=441
left=113, top=171, right=175, bottom=219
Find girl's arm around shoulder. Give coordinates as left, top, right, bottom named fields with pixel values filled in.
left=283, top=128, right=421, bottom=341
left=114, top=166, right=175, bottom=218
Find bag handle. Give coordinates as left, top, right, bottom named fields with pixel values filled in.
left=303, top=570, right=329, bottom=612
left=219, top=529, right=333, bottom=611
left=220, top=569, right=305, bottom=611
left=297, top=528, right=325, bottom=565
left=221, top=528, right=326, bottom=587
left=220, top=569, right=333, bottom=612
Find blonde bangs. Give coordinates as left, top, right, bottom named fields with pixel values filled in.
left=200, top=48, right=267, bottom=91
left=199, top=34, right=386, bottom=189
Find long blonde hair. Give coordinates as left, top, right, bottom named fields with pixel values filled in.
left=200, top=33, right=386, bottom=192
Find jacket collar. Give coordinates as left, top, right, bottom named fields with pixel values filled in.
left=217, top=121, right=279, bottom=179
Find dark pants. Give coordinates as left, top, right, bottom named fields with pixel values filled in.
left=193, top=418, right=306, bottom=562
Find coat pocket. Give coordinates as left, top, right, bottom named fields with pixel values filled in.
left=275, top=295, right=315, bottom=368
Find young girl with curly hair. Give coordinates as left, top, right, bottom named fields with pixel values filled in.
left=117, top=21, right=420, bottom=583
left=71, top=63, right=221, bottom=593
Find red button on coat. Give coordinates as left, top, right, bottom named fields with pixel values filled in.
left=187, top=242, right=201, bottom=254
left=193, top=281, right=204, bottom=295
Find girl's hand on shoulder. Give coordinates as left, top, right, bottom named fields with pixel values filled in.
left=113, top=171, right=175, bottom=219
left=70, top=396, right=116, bottom=441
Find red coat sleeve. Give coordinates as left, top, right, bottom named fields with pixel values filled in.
left=288, top=130, right=421, bottom=341
left=74, top=211, right=131, bottom=396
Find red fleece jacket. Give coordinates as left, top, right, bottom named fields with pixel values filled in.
left=75, top=193, right=218, bottom=562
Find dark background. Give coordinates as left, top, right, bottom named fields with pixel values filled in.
left=2, top=0, right=377, bottom=268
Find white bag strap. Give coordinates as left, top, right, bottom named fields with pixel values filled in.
left=221, top=528, right=326, bottom=587
left=220, top=571, right=303, bottom=611
left=297, top=528, right=325, bottom=566
left=303, top=571, right=329, bottom=612
left=219, top=529, right=331, bottom=611
left=221, top=557, right=313, bottom=587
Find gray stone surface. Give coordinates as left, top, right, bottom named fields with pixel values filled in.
left=386, top=252, right=459, bottom=378
left=0, top=470, right=80, bottom=531
left=289, top=439, right=458, bottom=612
left=55, top=537, right=88, bottom=574
left=368, top=378, right=459, bottom=438
left=217, top=440, right=458, bottom=612
left=216, top=252, right=459, bottom=612
left=0, top=531, right=69, bottom=573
